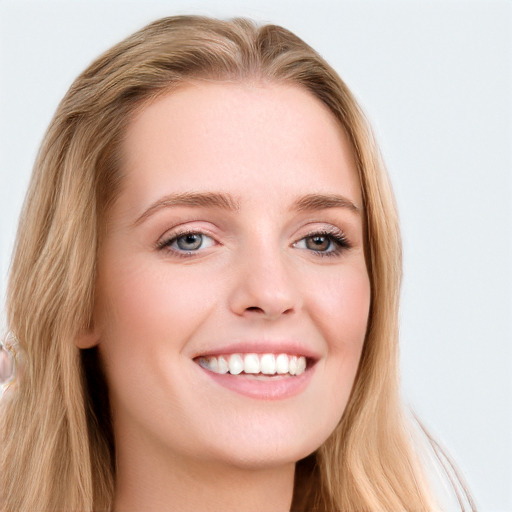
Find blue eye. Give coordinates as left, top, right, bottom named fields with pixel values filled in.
left=175, top=233, right=204, bottom=251
left=159, top=232, right=216, bottom=254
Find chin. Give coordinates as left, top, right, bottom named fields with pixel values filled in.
left=195, top=408, right=339, bottom=471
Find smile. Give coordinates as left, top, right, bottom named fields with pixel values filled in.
left=196, top=353, right=307, bottom=376
left=192, top=342, right=319, bottom=400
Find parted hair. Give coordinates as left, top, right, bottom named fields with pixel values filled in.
left=2, top=15, right=454, bottom=511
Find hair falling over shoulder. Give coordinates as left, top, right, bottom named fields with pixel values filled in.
left=0, top=15, right=475, bottom=512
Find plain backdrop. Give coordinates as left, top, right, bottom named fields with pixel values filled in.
left=0, top=1, right=511, bottom=510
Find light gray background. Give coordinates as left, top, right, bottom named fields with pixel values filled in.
left=0, top=1, right=511, bottom=510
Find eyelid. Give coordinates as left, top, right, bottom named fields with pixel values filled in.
left=156, top=225, right=220, bottom=255
left=292, top=225, right=352, bottom=255
left=155, top=222, right=352, bottom=258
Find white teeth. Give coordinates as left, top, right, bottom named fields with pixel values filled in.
left=198, top=353, right=308, bottom=376
left=244, top=354, right=260, bottom=374
left=260, top=354, right=276, bottom=375
left=228, top=354, right=244, bottom=375
left=218, top=355, right=229, bottom=374
left=275, top=353, right=289, bottom=374
left=289, top=355, right=298, bottom=375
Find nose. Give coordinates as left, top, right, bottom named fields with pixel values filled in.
left=227, top=245, right=301, bottom=320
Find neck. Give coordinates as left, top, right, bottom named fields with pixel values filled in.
left=112, top=439, right=295, bottom=512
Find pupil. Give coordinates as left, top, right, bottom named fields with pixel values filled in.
left=177, top=234, right=202, bottom=250
left=307, top=235, right=330, bottom=251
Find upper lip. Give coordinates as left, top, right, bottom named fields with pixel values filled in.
left=192, top=340, right=321, bottom=362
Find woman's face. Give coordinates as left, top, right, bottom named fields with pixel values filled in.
left=91, top=82, right=370, bottom=469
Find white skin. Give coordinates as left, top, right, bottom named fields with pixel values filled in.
left=79, top=82, right=371, bottom=512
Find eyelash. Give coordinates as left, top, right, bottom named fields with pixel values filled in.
left=297, top=228, right=352, bottom=257
left=156, top=229, right=216, bottom=258
left=156, top=227, right=351, bottom=258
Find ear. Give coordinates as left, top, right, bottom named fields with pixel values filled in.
left=75, top=326, right=101, bottom=349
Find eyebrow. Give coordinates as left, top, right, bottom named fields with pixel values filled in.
left=292, top=194, right=361, bottom=214
left=134, top=191, right=360, bottom=226
left=133, top=192, right=240, bottom=226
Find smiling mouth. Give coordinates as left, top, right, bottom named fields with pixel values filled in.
left=195, top=353, right=309, bottom=377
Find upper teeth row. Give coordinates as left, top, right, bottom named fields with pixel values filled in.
left=197, top=353, right=307, bottom=376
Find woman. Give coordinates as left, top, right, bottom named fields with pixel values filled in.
left=0, top=15, right=473, bottom=512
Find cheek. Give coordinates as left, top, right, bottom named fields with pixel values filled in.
left=308, top=265, right=371, bottom=351
left=94, top=255, right=226, bottom=419
left=96, top=256, right=221, bottom=348
left=295, top=265, right=370, bottom=446
left=308, top=265, right=370, bottom=400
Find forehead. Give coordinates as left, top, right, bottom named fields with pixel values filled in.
left=119, top=81, right=361, bottom=211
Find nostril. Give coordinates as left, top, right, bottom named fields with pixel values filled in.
left=244, top=305, right=294, bottom=317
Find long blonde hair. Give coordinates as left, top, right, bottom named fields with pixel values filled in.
left=1, top=15, right=468, bottom=511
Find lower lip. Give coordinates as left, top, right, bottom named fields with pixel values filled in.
left=196, top=364, right=315, bottom=400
